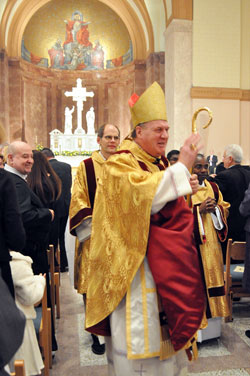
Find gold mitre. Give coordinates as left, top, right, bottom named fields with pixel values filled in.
left=129, top=81, right=167, bottom=127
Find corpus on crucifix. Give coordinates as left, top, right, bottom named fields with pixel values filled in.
left=64, top=78, right=94, bottom=134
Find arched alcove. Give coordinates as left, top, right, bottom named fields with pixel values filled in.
left=2, top=0, right=154, bottom=60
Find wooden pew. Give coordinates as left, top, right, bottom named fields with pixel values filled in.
left=34, top=276, right=51, bottom=376
left=10, top=359, right=25, bottom=376
left=48, top=245, right=60, bottom=321
left=224, top=239, right=250, bottom=322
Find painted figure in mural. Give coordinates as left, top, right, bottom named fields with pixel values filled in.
left=63, top=11, right=92, bottom=68
left=91, top=40, right=104, bottom=69
left=63, top=11, right=92, bottom=48
left=66, top=47, right=81, bottom=70
left=64, top=106, right=75, bottom=134
left=86, top=107, right=95, bottom=135
left=48, top=39, right=64, bottom=68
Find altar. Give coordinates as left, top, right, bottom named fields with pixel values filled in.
left=50, top=129, right=98, bottom=155
left=50, top=78, right=99, bottom=155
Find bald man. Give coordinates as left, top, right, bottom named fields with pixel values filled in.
left=5, top=141, right=58, bottom=352
left=5, top=141, right=54, bottom=273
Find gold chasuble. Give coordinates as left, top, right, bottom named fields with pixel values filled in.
left=85, top=139, right=205, bottom=359
left=69, top=151, right=106, bottom=293
left=85, top=140, right=165, bottom=328
left=192, top=180, right=230, bottom=318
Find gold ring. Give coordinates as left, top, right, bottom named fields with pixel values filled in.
left=190, top=143, right=196, bottom=151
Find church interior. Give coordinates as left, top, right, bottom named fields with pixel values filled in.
left=1, top=0, right=250, bottom=375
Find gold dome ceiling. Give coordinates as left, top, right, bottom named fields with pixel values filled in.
left=22, top=0, right=132, bottom=70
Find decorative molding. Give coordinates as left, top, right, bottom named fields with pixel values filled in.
left=166, top=14, right=174, bottom=29
left=162, top=0, right=168, bottom=27
left=241, top=90, right=250, bottom=101
left=166, top=0, right=192, bottom=28
left=133, top=0, right=154, bottom=54
left=18, top=59, right=136, bottom=87
left=8, top=58, right=20, bottom=67
left=0, top=0, right=17, bottom=50
left=191, top=87, right=250, bottom=101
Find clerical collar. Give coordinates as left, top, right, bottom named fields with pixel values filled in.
left=99, top=151, right=106, bottom=160
left=134, top=140, right=161, bottom=164
left=4, top=164, right=27, bottom=180
left=153, top=157, right=161, bottom=165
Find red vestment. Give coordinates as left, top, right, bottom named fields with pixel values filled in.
left=63, top=20, right=92, bottom=47
left=147, top=197, right=205, bottom=351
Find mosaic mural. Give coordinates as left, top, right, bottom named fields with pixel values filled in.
left=22, top=0, right=133, bottom=70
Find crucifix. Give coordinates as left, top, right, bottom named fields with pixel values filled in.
left=64, top=78, right=94, bottom=134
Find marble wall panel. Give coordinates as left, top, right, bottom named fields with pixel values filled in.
left=1, top=54, right=165, bottom=147
left=106, top=80, right=134, bottom=140
left=146, top=52, right=165, bottom=90
left=0, top=50, right=9, bottom=140
left=8, top=60, right=22, bottom=142
left=23, top=80, right=48, bottom=147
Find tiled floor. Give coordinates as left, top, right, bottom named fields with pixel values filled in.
left=51, top=273, right=250, bottom=375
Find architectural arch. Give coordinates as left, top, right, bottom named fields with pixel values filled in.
left=2, top=0, right=154, bottom=60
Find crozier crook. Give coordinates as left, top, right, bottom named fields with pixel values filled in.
left=187, top=107, right=213, bottom=206
left=192, top=107, right=213, bottom=134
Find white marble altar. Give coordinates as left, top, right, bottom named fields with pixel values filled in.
left=50, top=78, right=98, bottom=153
left=50, top=129, right=98, bottom=154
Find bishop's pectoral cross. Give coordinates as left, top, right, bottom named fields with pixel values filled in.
left=65, top=78, right=94, bottom=133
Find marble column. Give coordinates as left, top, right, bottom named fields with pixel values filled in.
left=0, top=50, right=10, bottom=139
left=164, top=19, right=193, bottom=151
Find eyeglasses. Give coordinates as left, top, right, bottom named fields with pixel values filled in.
left=103, top=136, right=120, bottom=141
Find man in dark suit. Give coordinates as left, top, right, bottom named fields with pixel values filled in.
left=0, top=274, right=26, bottom=376
left=208, top=144, right=250, bottom=261
left=41, top=147, right=72, bottom=272
left=5, top=141, right=55, bottom=272
left=207, top=153, right=218, bottom=174
left=5, top=141, right=58, bottom=352
left=239, top=182, right=250, bottom=339
left=0, top=168, right=26, bottom=297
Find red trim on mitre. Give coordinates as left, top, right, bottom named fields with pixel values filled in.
left=128, top=93, right=139, bottom=107
left=70, top=207, right=92, bottom=236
